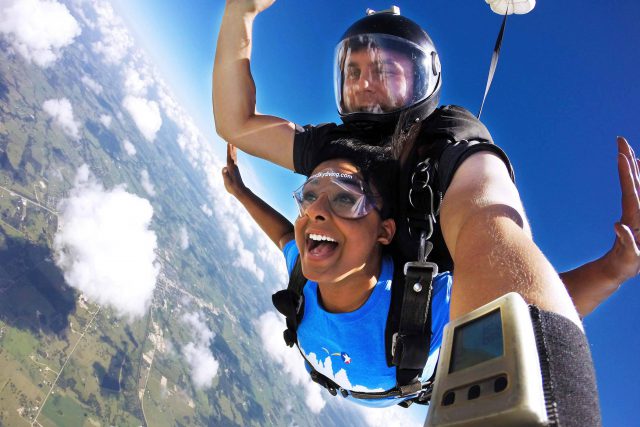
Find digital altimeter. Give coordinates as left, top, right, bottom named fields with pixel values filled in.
left=425, top=292, right=548, bottom=427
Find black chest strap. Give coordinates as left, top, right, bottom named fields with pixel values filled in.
left=390, top=261, right=436, bottom=391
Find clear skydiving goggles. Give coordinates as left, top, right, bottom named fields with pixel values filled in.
left=293, top=169, right=380, bottom=219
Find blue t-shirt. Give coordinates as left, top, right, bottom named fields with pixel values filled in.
left=283, top=240, right=452, bottom=407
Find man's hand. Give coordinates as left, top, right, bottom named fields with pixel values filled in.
left=607, top=136, right=640, bottom=281
left=222, top=144, right=247, bottom=197
left=226, top=0, right=275, bottom=15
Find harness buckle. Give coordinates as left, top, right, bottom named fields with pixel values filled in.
left=404, top=261, right=439, bottom=278
left=417, top=383, right=434, bottom=403
left=418, top=233, right=433, bottom=263
left=404, top=232, right=439, bottom=277
left=391, top=332, right=398, bottom=357
left=398, top=380, right=423, bottom=397
left=404, top=231, right=439, bottom=277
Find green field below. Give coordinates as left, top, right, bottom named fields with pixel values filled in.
left=40, top=393, right=88, bottom=427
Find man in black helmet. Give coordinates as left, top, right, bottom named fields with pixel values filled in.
left=214, top=2, right=636, bottom=422
left=213, top=0, right=637, bottom=318
left=333, top=10, right=441, bottom=126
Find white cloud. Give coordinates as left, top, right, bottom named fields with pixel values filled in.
left=123, top=95, right=162, bottom=142
left=99, top=114, right=111, bottom=128
left=182, top=311, right=214, bottom=348
left=257, top=236, right=288, bottom=292
left=233, top=247, right=264, bottom=282
left=0, top=0, right=81, bottom=67
left=200, top=204, right=213, bottom=217
left=182, top=343, right=219, bottom=389
left=53, top=165, right=160, bottom=319
left=90, top=0, right=133, bottom=64
left=181, top=312, right=219, bottom=389
left=179, top=225, right=189, bottom=250
left=123, top=66, right=152, bottom=97
left=81, top=75, right=103, bottom=94
left=140, top=169, right=156, bottom=196
left=43, top=98, right=80, bottom=140
left=177, top=134, right=188, bottom=150
left=324, top=397, right=424, bottom=427
left=122, top=139, right=136, bottom=156
left=257, top=311, right=326, bottom=413
left=70, top=1, right=95, bottom=30
left=358, top=405, right=423, bottom=427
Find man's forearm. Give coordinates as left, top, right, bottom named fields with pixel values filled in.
left=441, top=152, right=582, bottom=328
left=449, top=207, right=582, bottom=328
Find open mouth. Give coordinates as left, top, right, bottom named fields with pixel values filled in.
left=306, top=233, right=339, bottom=258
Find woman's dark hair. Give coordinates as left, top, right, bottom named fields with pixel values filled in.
left=312, top=138, right=398, bottom=219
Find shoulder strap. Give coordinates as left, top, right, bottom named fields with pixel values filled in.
left=385, top=114, right=453, bottom=396
left=272, top=257, right=305, bottom=347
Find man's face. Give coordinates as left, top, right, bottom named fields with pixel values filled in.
left=342, top=47, right=414, bottom=114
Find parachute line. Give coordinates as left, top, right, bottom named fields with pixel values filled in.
left=478, top=6, right=509, bottom=119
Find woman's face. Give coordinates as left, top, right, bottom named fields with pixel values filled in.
left=293, top=159, right=395, bottom=284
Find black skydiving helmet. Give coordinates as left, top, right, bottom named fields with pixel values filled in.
left=334, top=7, right=441, bottom=126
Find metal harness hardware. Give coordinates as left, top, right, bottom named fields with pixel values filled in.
left=405, top=157, right=440, bottom=278
left=386, top=156, right=442, bottom=404
left=407, top=158, right=440, bottom=240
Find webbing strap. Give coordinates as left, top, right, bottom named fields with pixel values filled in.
left=310, top=367, right=433, bottom=401
left=478, top=9, right=509, bottom=119
left=392, top=263, right=435, bottom=386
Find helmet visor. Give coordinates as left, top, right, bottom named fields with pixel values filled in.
left=293, top=169, right=378, bottom=219
left=335, top=34, right=437, bottom=116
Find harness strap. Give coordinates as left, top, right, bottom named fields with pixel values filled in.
left=309, top=365, right=435, bottom=401
left=381, top=150, right=442, bottom=402
left=309, top=368, right=343, bottom=397
left=392, top=262, right=436, bottom=386
left=272, top=257, right=305, bottom=347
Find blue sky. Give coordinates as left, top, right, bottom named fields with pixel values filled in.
left=112, top=1, right=639, bottom=424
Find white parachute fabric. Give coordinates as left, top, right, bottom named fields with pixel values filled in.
left=485, top=0, right=536, bottom=15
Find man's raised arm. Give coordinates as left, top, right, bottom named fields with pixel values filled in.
left=440, top=151, right=605, bottom=424
left=213, top=0, right=296, bottom=170
left=440, top=151, right=582, bottom=327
